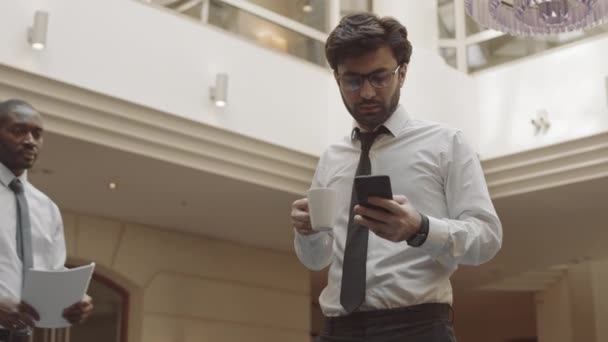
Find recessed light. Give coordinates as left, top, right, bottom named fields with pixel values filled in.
left=108, top=182, right=118, bottom=190
left=302, top=4, right=313, bottom=13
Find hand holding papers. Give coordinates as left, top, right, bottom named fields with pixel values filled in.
left=22, top=263, right=95, bottom=328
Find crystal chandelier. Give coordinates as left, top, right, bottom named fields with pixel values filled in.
left=465, top=0, right=608, bottom=36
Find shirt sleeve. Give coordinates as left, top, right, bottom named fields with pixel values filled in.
left=50, top=202, right=68, bottom=271
left=419, top=131, right=503, bottom=268
left=293, top=151, right=334, bottom=271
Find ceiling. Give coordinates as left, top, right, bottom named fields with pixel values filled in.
left=453, top=173, right=608, bottom=292
left=29, top=131, right=608, bottom=296
left=29, top=132, right=300, bottom=252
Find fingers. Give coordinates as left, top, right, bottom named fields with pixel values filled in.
left=367, top=196, right=407, bottom=214
left=13, top=302, right=38, bottom=329
left=6, top=311, right=36, bottom=331
left=354, top=195, right=415, bottom=243
left=291, top=198, right=315, bottom=235
left=291, top=198, right=310, bottom=224
left=392, top=195, right=408, bottom=204
left=354, top=204, right=391, bottom=223
left=15, top=312, right=36, bottom=330
left=353, top=214, right=399, bottom=241
left=291, top=208, right=311, bottom=224
left=18, top=302, right=40, bottom=321
left=293, top=219, right=316, bottom=235
left=63, top=299, right=94, bottom=325
left=292, top=198, right=309, bottom=211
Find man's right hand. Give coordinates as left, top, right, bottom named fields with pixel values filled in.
left=290, top=198, right=317, bottom=236
left=0, top=301, right=39, bottom=332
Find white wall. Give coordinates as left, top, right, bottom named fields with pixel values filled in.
left=475, top=36, right=608, bottom=159
left=0, top=0, right=330, bottom=155
left=404, top=48, right=480, bottom=149
left=373, top=0, right=439, bottom=51
left=0, top=0, right=478, bottom=156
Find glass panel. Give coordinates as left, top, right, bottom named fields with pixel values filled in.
left=439, top=47, right=458, bottom=69
left=154, top=0, right=204, bottom=20
left=340, top=0, right=372, bottom=17
left=208, top=0, right=327, bottom=67
left=467, top=23, right=608, bottom=72
left=244, top=0, right=329, bottom=32
left=152, top=0, right=329, bottom=32
left=438, top=0, right=456, bottom=39
left=466, top=13, right=490, bottom=36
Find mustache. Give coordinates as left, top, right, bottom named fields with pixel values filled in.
left=357, top=101, right=383, bottom=107
left=19, top=145, right=38, bottom=153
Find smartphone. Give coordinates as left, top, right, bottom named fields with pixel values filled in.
left=354, top=175, right=393, bottom=217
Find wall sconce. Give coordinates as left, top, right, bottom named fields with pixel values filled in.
left=210, top=73, right=228, bottom=108
left=531, top=109, right=551, bottom=135
left=28, top=10, right=49, bottom=50
left=302, top=0, right=313, bottom=13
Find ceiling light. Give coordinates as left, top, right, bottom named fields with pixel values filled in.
left=108, top=182, right=118, bottom=190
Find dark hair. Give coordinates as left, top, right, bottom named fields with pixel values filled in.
left=325, top=13, right=413, bottom=71
left=0, top=99, right=36, bottom=126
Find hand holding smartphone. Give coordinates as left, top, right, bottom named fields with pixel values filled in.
left=354, top=175, right=393, bottom=219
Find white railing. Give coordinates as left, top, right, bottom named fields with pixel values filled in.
left=143, top=0, right=336, bottom=43
left=139, top=0, right=346, bottom=67
left=214, top=0, right=330, bottom=42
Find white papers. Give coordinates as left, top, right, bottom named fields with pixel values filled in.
left=22, top=263, right=95, bottom=328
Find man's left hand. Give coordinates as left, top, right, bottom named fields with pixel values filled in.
left=62, top=294, right=93, bottom=325
left=353, top=195, right=422, bottom=242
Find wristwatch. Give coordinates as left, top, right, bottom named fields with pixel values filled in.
left=407, top=212, right=429, bottom=247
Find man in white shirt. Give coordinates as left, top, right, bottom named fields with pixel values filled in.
left=290, top=13, right=502, bottom=341
left=0, top=99, right=94, bottom=342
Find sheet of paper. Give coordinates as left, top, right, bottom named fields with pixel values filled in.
left=22, top=263, right=95, bottom=328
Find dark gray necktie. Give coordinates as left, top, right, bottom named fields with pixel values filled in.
left=340, top=127, right=386, bottom=314
left=9, top=179, right=34, bottom=280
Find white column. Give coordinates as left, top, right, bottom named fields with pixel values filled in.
left=535, top=276, right=573, bottom=342
left=328, top=0, right=341, bottom=31
left=535, top=261, right=607, bottom=342
left=372, top=0, right=438, bottom=52
left=591, top=259, right=608, bottom=342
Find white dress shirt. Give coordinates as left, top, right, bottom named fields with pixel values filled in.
left=0, top=162, right=66, bottom=307
left=295, top=106, right=502, bottom=317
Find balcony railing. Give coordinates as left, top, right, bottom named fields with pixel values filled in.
left=139, top=0, right=372, bottom=68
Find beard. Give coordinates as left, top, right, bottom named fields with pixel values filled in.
left=342, top=88, right=401, bottom=131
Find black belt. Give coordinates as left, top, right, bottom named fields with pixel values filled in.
left=322, top=303, right=452, bottom=337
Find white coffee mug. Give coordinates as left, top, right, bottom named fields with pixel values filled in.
left=307, top=188, right=338, bottom=231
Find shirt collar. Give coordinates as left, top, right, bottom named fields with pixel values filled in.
left=0, top=161, right=24, bottom=188
left=351, top=105, right=411, bottom=141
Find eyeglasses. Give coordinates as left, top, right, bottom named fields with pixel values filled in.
left=337, top=65, right=402, bottom=92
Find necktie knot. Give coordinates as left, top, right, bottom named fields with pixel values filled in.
left=357, top=126, right=387, bottom=153
left=9, top=179, right=24, bottom=194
